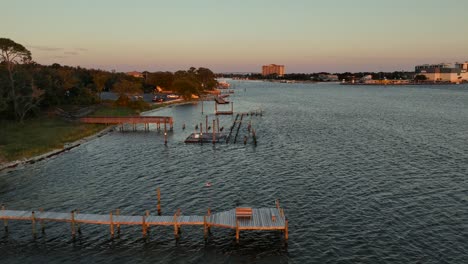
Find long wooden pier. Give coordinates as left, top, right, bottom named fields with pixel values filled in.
left=0, top=201, right=288, bottom=243
left=80, top=116, right=174, bottom=131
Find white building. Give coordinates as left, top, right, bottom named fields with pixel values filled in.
left=415, top=62, right=468, bottom=83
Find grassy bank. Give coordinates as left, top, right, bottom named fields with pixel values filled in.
left=0, top=117, right=107, bottom=163
left=0, top=101, right=186, bottom=164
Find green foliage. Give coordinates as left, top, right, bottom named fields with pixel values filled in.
left=112, top=79, right=143, bottom=98
left=414, top=74, right=427, bottom=81
left=171, top=79, right=199, bottom=100
left=0, top=117, right=105, bottom=162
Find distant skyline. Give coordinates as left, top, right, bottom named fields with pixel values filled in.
left=3, top=0, right=468, bottom=73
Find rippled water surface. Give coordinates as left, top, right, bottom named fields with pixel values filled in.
left=1, top=82, right=468, bottom=263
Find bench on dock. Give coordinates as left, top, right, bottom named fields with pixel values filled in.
left=236, top=207, right=253, bottom=219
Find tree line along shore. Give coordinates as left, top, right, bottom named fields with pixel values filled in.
left=0, top=38, right=219, bottom=164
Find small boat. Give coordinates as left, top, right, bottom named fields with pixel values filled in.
left=205, top=182, right=212, bottom=187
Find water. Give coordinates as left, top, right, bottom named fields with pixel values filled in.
left=1, top=82, right=467, bottom=263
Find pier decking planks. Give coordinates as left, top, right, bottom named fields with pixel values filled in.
left=0, top=203, right=287, bottom=243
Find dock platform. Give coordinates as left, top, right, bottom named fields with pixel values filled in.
left=80, top=116, right=174, bottom=131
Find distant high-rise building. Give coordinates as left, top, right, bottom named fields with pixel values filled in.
left=262, top=64, right=285, bottom=77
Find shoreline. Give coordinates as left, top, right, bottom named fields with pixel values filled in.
left=0, top=125, right=115, bottom=173
left=0, top=99, right=194, bottom=173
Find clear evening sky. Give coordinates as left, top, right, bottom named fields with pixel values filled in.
left=3, top=0, right=468, bottom=73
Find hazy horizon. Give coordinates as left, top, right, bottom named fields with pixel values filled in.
left=3, top=0, right=468, bottom=73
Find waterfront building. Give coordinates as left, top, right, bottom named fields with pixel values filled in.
left=262, top=64, right=285, bottom=77
left=318, top=74, right=339, bottom=82
left=415, top=62, right=468, bottom=83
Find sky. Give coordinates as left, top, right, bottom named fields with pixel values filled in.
left=2, top=0, right=468, bottom=73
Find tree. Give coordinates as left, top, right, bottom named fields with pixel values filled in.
left=112, top=79, right=142, bottom=98
left=92, top=71, right=109, bottom=102
left=0, top=38, right=44, bottom=122
left=414, top=74, right=427, bottom=81
left=171, top=79, right=199, bottom=100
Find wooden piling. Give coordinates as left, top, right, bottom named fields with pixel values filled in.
left=212, top=119, right=216, bottom=144
left=231, top=102, right=234, bottom=113
left=145, top=210, right=150, bottom=234
left=215, top=102, right=218, bottom=113
left=76, top=209, right=81, bottom=234
left=31, top=211, right=36, bottom=237
left=203, top=215, right=208, bottom=240
left=71, top=211, right=76, bottom=237
left=207, top=208, right=211, bottom=233
left=235, top=219, right=240, bottom=243
left=157, top=188, right=161, bottom=215
left=173, top=209, right=180, bottom=239
left=142, top=215, right=147, bottom=238
left=164, top=123, right=167, bottom=145
left=109, top=212, right=114, bottom=238
left=2, top=204, right=8, bottom=232
left=217, top=118, right=220, bottom=133
left=201, top=99, right=204, bottom=114
left=116, top=209, right=121, bottom=235
left=206, top=115, right=208, bottom=133
left=40, top=208, right=45, bottom=233
left=285, top=219, right=288, bottom=241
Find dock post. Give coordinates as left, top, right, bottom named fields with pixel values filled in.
left=110, top=212, right=114, bottom=239
left=116, top=209, right=121, bottom=235
left=285, top=218, right=288, bottom=241
left=212, top=119, right=216, bottom=144
left=2, top=204, right=8, bottom=232
left=145, top=210, right=150, bottom=235
left=157, top=188, right=161, bottom=215
left=173, top=209, right=180, bottom=240
left=76, top=210, right=81, bottom=234
left=206, top=115, right=208, bottom=133
left=231, top=102, right=233, bottom=113
left=203, top=216, right=208, bottom=240
left=235, top=220, right=240, bottom=243
left=142, top=215, right=147, bottom=238
left=217, top=118, right=220, bottom=133
left=201, top=99, right=204, bottom=114
left=71, top=211, right=76, bottom=237
left=31, top=211, right=37, bottom=237
left=164, top=123, right=167, bottom=145
left=207, top=208, right=211, bottom=234
left=40, top=208, right=45, bottom=233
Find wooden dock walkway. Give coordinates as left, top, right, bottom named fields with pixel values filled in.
left=80, top=116, right=174, bottom=131
left=0, top=201, right=287, bottom=243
